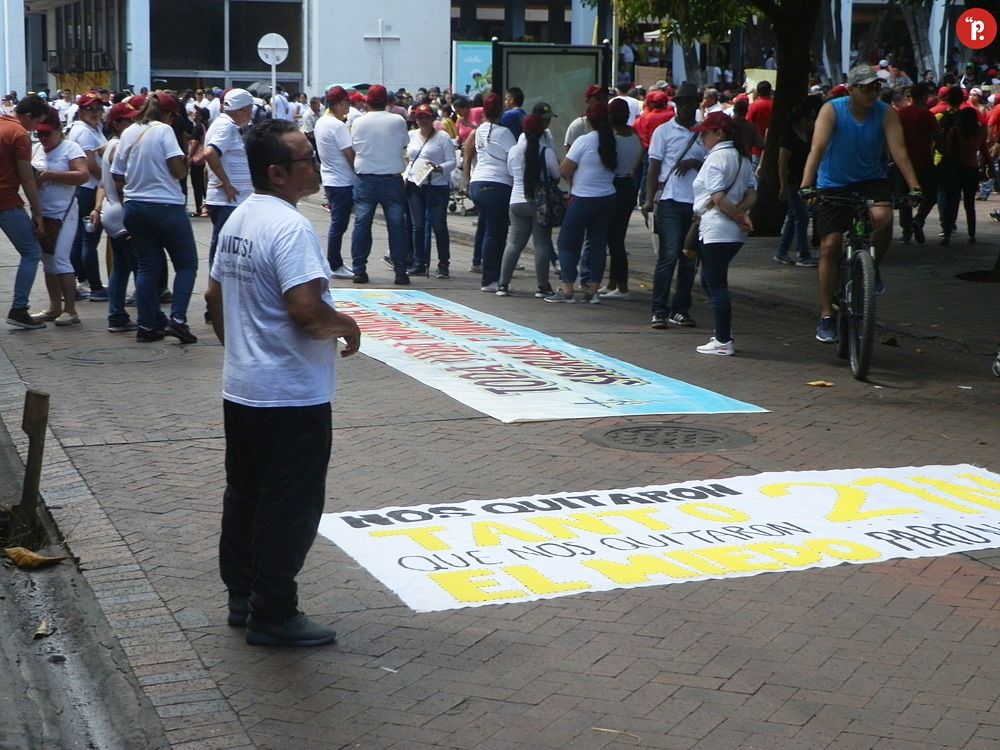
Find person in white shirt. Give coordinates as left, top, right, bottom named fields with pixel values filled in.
left=207, top=89, right=222, bottom=123
left=462, top=92, right=516, bottom=291
left=690, top=111, right=757, bottom=356
left=30, top=108, right=89, bottom=326
left=66, top=92, right=109, bottom=298
left=204, top=118, right=360, bottom=649
left=271, top=85, right=292, bottom=122
left=698, top=88, right=727, bottom=123
left=301, top=97, right=321, bottom=137
left=111, top=93, right=199, bottom=344
left=564, top=85, right=608, bottom=149
left=313, top=86, right=356, bottom=279
left=348, top=85, right=410, bottom=283
left=640, top=82, right=706, bottom=329
left=611, top=83, right=641, bottom=126
left=203, top=88, right=254, bottom=278
left=545, top=101, right=618, bottom=304
left=404, top=102, right=456, bottom=277
left=497, top=113, right=560, bottom=297
left=601, top=98, right=643, bottom=300
left=90, top=100, right=142, bottom=333
left=53, top=89, right=74, bottom=128
left=346, top=92, right=366, bottom=126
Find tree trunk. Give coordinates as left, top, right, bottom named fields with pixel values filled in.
left=683, top=44, right=703, bottom=86
left=900, top=3, right=936, bottom=80
left=819, top=0, right=844, bottom=86
left=751, top=0, right=824, bottom=236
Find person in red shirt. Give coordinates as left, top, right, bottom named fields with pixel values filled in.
left=746, top=80, right=773, bottom=167
left=633, top=91, right=674, bottom=204
left=895, top=83, right=939, bottom=243
left=939, top=105, right=988, bottom=245
left=1, top=94, right=50, bottom=329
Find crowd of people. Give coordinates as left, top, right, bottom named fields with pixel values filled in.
left=1, top=52, right=996, bottom=354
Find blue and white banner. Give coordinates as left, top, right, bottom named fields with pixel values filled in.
left=452, top=41, right=493, bottom=97
left=332, top=290, right=765, bottom=422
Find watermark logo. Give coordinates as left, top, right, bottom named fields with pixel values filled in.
left=957, top=8, right=997, bottom=50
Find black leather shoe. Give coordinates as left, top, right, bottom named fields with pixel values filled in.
left=353, top=271, right=369, bottom=284
left=394, top=273, right=410, bottom=285
left=245, top=613, right=337, bottom=647
left=227, top=596, right=250, bottom=627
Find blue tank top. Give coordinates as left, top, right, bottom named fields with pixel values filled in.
left=817, top=98, right=888, bottom=188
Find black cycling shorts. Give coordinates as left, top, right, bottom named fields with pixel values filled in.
left=815, top=179, right=892, bottom=239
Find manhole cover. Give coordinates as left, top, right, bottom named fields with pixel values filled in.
left=583, top=423, right=755, bottom=453
left=50, top=347, right=170, bottom=365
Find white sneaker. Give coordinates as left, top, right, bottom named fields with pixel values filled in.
left=54, top=312, right=81, bottom=327
left=480, top=282, right=498, bottom=292
left=331, top=265, right=355, bottom=279
left=600, top=289, right=631, bottom=300
left=597, top=286, right=613, bottom=295
left=696, top=337, right=735, bottom=356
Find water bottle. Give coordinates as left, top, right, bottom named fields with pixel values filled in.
left=83, top=217, right=95, bottom=233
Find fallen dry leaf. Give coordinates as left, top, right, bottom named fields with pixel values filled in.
left=807, top=380, right=835, bottom=387
left=33, top=620, right=54, bottom=639
left=3, top=547, right=67, bottom=569
left=592, top=727, right=642, bottom=742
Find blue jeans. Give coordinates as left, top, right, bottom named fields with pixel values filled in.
left=350, top=174, right=408, bottom=273
left=123, top=201, right=198, bottom=330
left=70, top=186, right=105, bottom=290
left=699, top=242, right=742, bottom=343
left=651, top=199, right=696, bottom=316
left=0, top=208, right=42, bottom=310
left=406, top=183, right=450, bottom=269
left=207, top=204, right=237, bottom=271
left=324, top=185, right=353, bottom=270
left=473, top=218, right=484, bottom=266
left=607, top=176, right=635, bottom=286
left=469, top=181, right=512, bottom=285
left=776, top=186, right=810, bottom=261
left=107, top=233, right=136, bottom=327
left=557, top=194, right=616, bottom=286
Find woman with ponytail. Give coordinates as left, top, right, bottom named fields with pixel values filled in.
left=462, top=92, right=515, bottom=291
left=496, top=113, right=560, bottom=297
left=545, top=101, right=617, bottom=304
left=599, top=97, right=642, bottom=299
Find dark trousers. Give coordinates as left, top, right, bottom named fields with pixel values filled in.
left=938, top=165, right=978, bottom=237
left=651, top=199, right=696, bottom=316
left=898, top=166, right=936, bottom=234
left=207, top=204, right=237, bottom=271
left=219, top=400, right=332, bottom=623
left=469, top=181, right=512, bottom=285
left=190, top=164, right=207, bottom=214
left=324, top=185, right=353, bottom=270
left=699, top=242, right=743, bottom=343
left=607, top=175, right=635, bottom=286
left=70, top=186, right=105, bottom=290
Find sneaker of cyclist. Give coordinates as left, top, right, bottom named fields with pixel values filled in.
left=799, top=64, right=923, bottom=344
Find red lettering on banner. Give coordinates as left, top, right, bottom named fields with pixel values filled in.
left=495, top=344, right=648, bottom=386
left=385, top=302, right=513, bottom=339
left=446, top=364, right=562, bottom=395
left=397, top=342, right=480, bottom=363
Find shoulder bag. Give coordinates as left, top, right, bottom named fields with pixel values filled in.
left=651, top=132, right=699, bottom=235
left=533, top=146, right=566, bottom=227
left=682, top=153, right=746, bottom=257
left=39, top=188, right=78, bottom=255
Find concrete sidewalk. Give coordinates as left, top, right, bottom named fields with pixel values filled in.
left=348, top=193, right=997, bottom=355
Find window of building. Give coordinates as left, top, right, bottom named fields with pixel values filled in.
left=151, top=0, right=225, bottom=70
left=229, top=1, right=302, bottom=72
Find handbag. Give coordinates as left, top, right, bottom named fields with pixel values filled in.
left=534, top=146, right=567, bottom=227
left=652, top=133, right=699, bottom=236
left=38, top=189, right=77, bottom=255
left=683, top=155, right=746, bottom=257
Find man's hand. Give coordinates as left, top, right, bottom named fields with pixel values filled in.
left=640, top=200, right=654, bottom=226
left=89, top=209, right=101, bottom=231
left=338, top=314, right=361, bottom=357
left=906, top=188, right=924, bottom=205
left=673, top=159, right=701, bottom=176
left=222, top=181, right=239, bottom=203
left=31, top=212, right=44, bottom=236
left=799, top=186, right=820, bottom=207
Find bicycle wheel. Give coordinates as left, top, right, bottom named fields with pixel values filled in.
left=847, top=250, right=876, bottom=380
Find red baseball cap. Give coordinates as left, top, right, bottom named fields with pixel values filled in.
left=412, top=102, right=435, bottom=119
left=127, top=95, right=147, bottom=110
left=152, top=92, right=178, bottom=114
left=829, top=85, right=848, bottom=98
left=367, top=85, right=388, bottom=106
left=938, top=85, right=950, bottom=98
left=349, top=91, right=367, bottom=104
left=325, top=86, right=349, bottom=106
left=77, top=92, right=102, bottom=108
left=107, top=101, right=142, bottom=124
left=584, top=84, right=605, bottom=100
left=691, top=111, right=734, bottom=133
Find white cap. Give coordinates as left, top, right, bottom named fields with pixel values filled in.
left=223, top=88, right=253, bottom=111
left=879, top=59, right=889, bottom=68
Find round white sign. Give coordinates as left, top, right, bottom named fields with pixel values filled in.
left=257, top=33, right=289, bottom=66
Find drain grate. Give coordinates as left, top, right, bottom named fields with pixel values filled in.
left=50, top=347, right=171, bottom=365
left=583, top=423, right=755, bottom=454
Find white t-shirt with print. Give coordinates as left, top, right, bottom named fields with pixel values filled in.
left=565, top=131, right=615, bottom=198
left=32, top=140, right=86, bottom=218
left=66, top=120, right=107, bottom=189
left=204, top=113, right=252, bottom=207
left=314, top=114, right=356, bottom=188
left=210, top=193, right=336, bottom=408
left=470, top=122, right=516, bottom=185
left=110, top=122, right=186, bottom=204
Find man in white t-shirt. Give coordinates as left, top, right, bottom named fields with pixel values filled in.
left=346, top=92, right=366, bottom=126
left=348, top=84, right=410, bottom=284
left=611, top=83, right=641, bottom=126
left=205, top=118, right=360, bottom=649
left=272, top=85, right=291, bottom=121
left=207, top=89, right=222, bottom=123
left=53, top=89, right=74, bottom=128
left=565, top=84, right=608, bottom=148
left=313, top=86, right=356, bottom=279
left=640, top=81, right=706, bottom=330
left=203, top=88, right=254, bottom=280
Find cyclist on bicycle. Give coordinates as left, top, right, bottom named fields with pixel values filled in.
left=800, top=64, right=923, bottom=343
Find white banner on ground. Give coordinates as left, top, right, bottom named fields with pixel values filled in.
left=332, top=290, right=765, bottom=422
left=318, top=465, right=1000, bottom=612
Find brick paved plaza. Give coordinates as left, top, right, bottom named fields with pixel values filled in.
left=1, top=195, right=999, bottom=749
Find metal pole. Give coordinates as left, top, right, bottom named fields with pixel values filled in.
left=611, top=3, right=619, bottom=85
left=271, top=62, right=276, bottom=100
left=378, top=18, right=385, bottom=86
